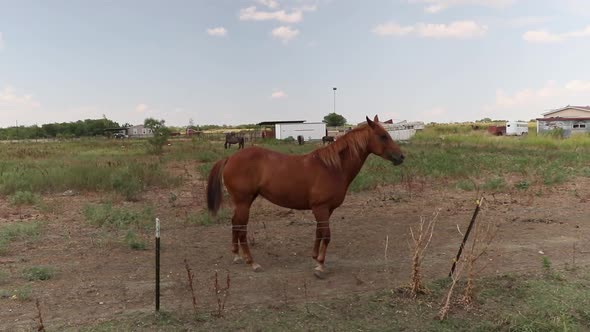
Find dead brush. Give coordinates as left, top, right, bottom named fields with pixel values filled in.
left=460, top=212, right=499, bottom=305
left=35, top=298, right=45, bottom=332
left=437, top=256, right=466, bottom=321
left=183, top=258, right=199, bottom=316
left=213, top=270, right=230, bottom=318
left=407, top=208, right=440, bottom=298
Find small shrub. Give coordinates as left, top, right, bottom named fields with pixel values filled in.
left=195, top=150, right=220, bottom=162
left=125, top=230, right=146, bottom=250
left=22, top=266, right=55, bottom=281
left=0, top=221, right=42, bottom=254
left=455, top=179, right=476, bottom=191
left=0, top=286, right=33, bottom=300
left=188, top=209, right=230, bottom=226
left=514, top=180, right=530, bottom=190
left=542, top=256, right=552, bottom=271
left=0, top=269, right=8, bottom=284
left=82, top=203, right=154, bottom=230
left=8, top=190, right=39, bottom=206
left=111, top=169, right=142, bottom=201
left=482, top=177, right=506, bottom=191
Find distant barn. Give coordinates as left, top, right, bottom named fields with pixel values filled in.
left=257, top=120, right=326, bottom=141
left=536, top=105, right=590, bottom=137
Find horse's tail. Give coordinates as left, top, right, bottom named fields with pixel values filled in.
left=206, top=158, right=228, bottom=216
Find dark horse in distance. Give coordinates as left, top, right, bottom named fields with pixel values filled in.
left=207, top=115, right=405, bottom=278
left=224, top=132, right=245, bottom=149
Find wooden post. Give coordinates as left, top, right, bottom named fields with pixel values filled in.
left=155, top=217, right=160, bottom=312
left=449, top=197, right=484, bottom=277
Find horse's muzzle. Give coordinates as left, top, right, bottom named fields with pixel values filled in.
left=391, top=153, right=405, bottom=166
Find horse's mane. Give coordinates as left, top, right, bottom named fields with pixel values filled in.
left=313, top=124, right=371, bottom=169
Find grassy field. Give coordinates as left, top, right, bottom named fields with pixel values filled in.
left=1, top=124, right=589, bottom=331
left=0, top=124, right=588, bottom=198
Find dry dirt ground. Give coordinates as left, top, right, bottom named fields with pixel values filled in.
left=1, top=162, right=589, bottom=331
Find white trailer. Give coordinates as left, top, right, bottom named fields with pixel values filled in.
left=275, top=122, right=326, bottom=141
left=505, top=121, right=529, bottom=136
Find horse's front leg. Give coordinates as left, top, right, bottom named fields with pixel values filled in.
left=311, top=206, right=332, bottom=279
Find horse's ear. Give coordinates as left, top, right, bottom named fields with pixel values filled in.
left=366, top=116, right=376, bottom=129
left=373, top=115, right=380, bottom=122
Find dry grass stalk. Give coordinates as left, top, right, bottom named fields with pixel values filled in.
left=213, top=270, right=231, bottom=317
left=183, top=258, right=199, bottom=316
left=303, top=278, right=311, bottom=315
left=408, top=209, right=440, bottom=298
left=460, top=211, right=498, bottom=305
left=35, top=298, right=45, bottom=332
left=438, top=257, right=466, bottom=321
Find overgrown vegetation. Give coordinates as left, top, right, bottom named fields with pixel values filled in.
left=82, top=202, right=154, bottom=230
left=0, top=221, right=42, bottom=254
left=0, top=122, right=588, bottom=200
left=22, top=266, right=55, bottom=281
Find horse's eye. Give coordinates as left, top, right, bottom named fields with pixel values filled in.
left=380, top=134, right=388, bottom=141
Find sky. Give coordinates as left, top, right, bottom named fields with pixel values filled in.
left=1, top=0, right=590, bottom=127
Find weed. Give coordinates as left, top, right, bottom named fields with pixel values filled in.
left=22, top=266, right=55, bottom=281
left=542, top=256, right=551, bottom=270
left=82, top=203, right=154, bottom=230
left=8, top=190, right=40, bottom=206
left=168, top=192, right=178, bottom=207
left=188, top=209, right=230, bottom=226
left=514, top=180, right=530, bottom=190
left=455, top=179, right=476, bottom=191
left=481, top=176, right=506, bottom=192
left=0, top=221, right=42, bottom=254
left=0, top=269, right=8, bottom=284
left=124, top=230, right=146, bottom=250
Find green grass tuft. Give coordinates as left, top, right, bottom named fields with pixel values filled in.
left=0, top=221, right=42, bottom=254
left=22, top=266, right=55, bottom=281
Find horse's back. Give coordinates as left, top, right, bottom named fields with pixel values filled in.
left=222, top=146, right=322, bottom=208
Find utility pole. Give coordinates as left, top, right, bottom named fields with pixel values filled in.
left=332, top=87, right=337, bottom=114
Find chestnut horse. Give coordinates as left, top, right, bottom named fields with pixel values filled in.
left=206, top=115, right=405, bottom=278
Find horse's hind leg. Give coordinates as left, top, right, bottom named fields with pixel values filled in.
left=311, top=207, right=332, bottom=279
left=232, top=202, right=262, bottom=272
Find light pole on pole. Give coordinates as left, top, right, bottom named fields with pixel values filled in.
left=332, top=87, right=337, bottom=114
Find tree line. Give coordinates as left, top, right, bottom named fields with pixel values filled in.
left=0, top=117, right=121, bottom=140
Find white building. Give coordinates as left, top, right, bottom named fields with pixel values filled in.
left=274, top=122, right=326, bottom=141
left=127, top=124, right=154, bottom=138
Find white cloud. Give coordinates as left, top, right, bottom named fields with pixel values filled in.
left=270, top=90, right=288, bottom=99
left=409, top=0, right=515, bottom=13
left=482, top=80, right=590, bottom=119
left=0, top=86, right=40, bottom=108
left=505, top=16, right=553, bottom=28
left=523, top=25, right=590, bottom=43
left=300, top=4, right=317, bottom=12
left=135, top=103, right=148, bottom=113
left=207, top=27, right=228, bottom=37
left=373, top=20, right=488, bottom=39
left=372, top=22, right=415, bottom=36
left=271, top=26, right=300, bottom=43
left=257, top=0, right=280, bottom=9
left=239, top=6, right=303, bottom=23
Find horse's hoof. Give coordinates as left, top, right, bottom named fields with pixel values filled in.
left=233, top=256, right=244, bottom=264
left=252, top=263, right=263, bottom=272
left=313, top=269, right=326, bottom=279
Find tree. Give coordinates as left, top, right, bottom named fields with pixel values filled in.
left=323, top=112, right=347, bottom=127
left=144, top=118, right=171, bottom=155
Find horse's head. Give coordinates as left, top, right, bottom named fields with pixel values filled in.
left=365, top=115, right=405, bottom=166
